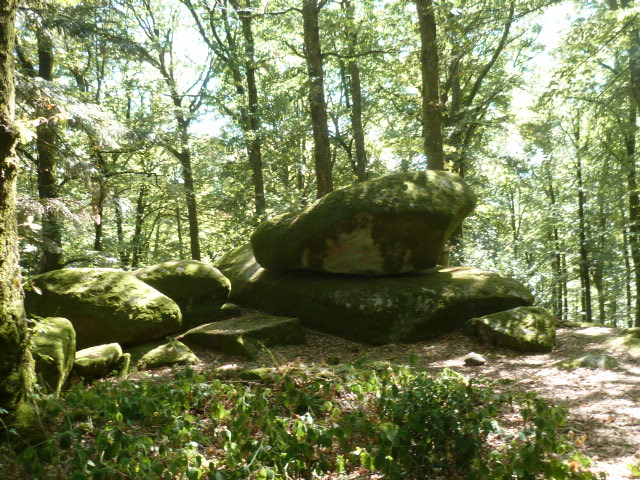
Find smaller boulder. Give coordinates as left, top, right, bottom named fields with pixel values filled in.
left=127, top=339, right=199, bottom=370
left=464, top=352, right=486, bottom=366
left=31, top=317, right=76, bottom=393
left=135, top=260, right=231, bottom=329
left=555, top=352, right=619, bottom=370
left=179, top=313, right=305, bottom=358
left=74, top=343, right=123, bottom=379
left=468, top=306, right=557, bottom=352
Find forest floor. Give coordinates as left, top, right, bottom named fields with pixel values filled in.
left=186, top=322, right=640, bottom=479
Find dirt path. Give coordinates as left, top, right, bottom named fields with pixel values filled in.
left=188, top=324, right=640, bottom=479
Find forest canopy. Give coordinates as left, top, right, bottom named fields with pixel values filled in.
left=11, top=0, right=640, bottom=329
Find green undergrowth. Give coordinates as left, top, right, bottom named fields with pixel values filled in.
left=0, top=361, right=604, bottom=480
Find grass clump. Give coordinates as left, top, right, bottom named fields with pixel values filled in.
left=0, top=363, right=603, bottom=479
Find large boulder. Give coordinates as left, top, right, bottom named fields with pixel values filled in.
left=24, top=268, right=182, bottom=349
left=31, top=317, right=76, bottom=393
left=467, top=306, right=557, bottom=352
left=180, top=313, right=305, bottom=358
left=135, top=260, right=231, bottom=329
left=215, top=245, right=534, bottom=345
left=251, top=170, right=476, bottom=275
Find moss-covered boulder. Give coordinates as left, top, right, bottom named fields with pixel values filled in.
left=555, top=352, right=619, bottom=370
left=606, top=334, right=640, bottom=356
left=215, top=245, right=533, bottom=345
left=31, top=317, right=76, bottom=393
left=24, top=268, right=182, bottom=349
left=468, top=306, right=557, bottom=352
left=251, top=171, right=476, bottom=275
left=74, top=343, right=124, bottom=379
left=179, top=313, right=306, bottom=358
left=135, top=260, right=231, bottom=329
left=127, top=339, right=199, bottom=369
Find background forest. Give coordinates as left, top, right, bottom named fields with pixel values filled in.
left=14, top=0, right=640, bottom=328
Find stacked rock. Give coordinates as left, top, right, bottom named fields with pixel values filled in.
left=216, top=171, right=538, bottom=345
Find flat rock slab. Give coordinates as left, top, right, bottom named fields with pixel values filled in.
left=179, top=314, right=305, bottom=358
left=468, top=306, right=557, bottom=352
left=215, top=244, right=534, bottom=345
left=251, top=170, right=476, bottom=275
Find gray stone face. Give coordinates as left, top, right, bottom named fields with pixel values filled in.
left=31, top=317, right=76, bottom=393
left=215, top=244, right=534, bottom=345
left=24, top=268, right=182, bottom=349
left=464, top=352, right=486, bottom=366
left=251, top=171, right=476, bottom=275
left=135, top=260, right=231, bottom=329
left=468, top=306, right=557, bottom=352
left=179, top=313, right=305, bottom=359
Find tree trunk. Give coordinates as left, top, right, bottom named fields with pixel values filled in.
left=0, top=0, right=35, bottom=420
left=623, top=219, right=634, bottom=327
left=547, top=182, right=566, bottom=321
left=36, top=28, right=63, bottom=272
left=575, top=136, right=593, bottom=323
left=114, top=195, right=127, bottom=267
left=624, top=102, right=640, bottom=328
left=302, top=0, right=333, bottom=198
left=342, top=0, right=367, bottom=182
left=237, top=4, right=266, bottom=215
left=415, top=0, right=444, bottom=170
left=131, top=185, right=146, bottom=269
left=171, top=113, right=201, bottom=261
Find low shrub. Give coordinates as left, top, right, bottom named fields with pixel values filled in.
left=0, top=364, right=604, bottom=479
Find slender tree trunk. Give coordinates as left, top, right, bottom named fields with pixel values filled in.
left=302, top=0, right=333, bottom=198
left=547, top=183, right=566, bottom=320
left=173, top=117, right=201, bottom=261
left=625, top=103, right=640, bottom=328
left=36, top=29, right=63, bottom=272
left=114, top=195, right=127, bottom=266
left=176, top=207, right=184, bottom=259
left=237, top=5, right=266, bottom=215
left=415, top=0, right=444, bottom=170
left=575, top=137, right=593, bottom=323
left=623, top=219, right=634, bottom=327
left=131, top=185, right=146, bottom=269
left=342, top=0, right=367, bottom=182
left=0, top=0, right=35, bottom=420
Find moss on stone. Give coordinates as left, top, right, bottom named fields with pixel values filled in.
left=74, top=343, right=123, bottom=379
left=180, top=313, right=305, bottom=358
left=127, top=339, right=198, bottom=369
left=469, top=306, right=556, bottom=352
left=251, top=170, right=476, bottom=274
left=24, top=268, right=182, bottom=349
left=31, top=317, right=75, bottom=393
left=215, top=244, right=533, bottom=345
left=606, top=335, right=640, bottom=356
left=135, top=261, right=230, bottom=329
left=555, top=352, right=619, bottom=370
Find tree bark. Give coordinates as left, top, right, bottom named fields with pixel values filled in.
left=575, top=130, right=593, bottom=323
left=415, top=0, right=444, bottom=170
left=176, top=118, right=201, bottom=261
left=131, top=185, right=146, bottom=269
left=36, top=29, right=62, bottom=272
left=0, top=0, right=35, bottom=420
left=624, top=101, right=640, bottom=328
left=236, top=3, right=266, bottom=214
left=303, top=0, right=333, bottom=198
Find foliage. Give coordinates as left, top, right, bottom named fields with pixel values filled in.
left=0, top=364, right=602, bottom=479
